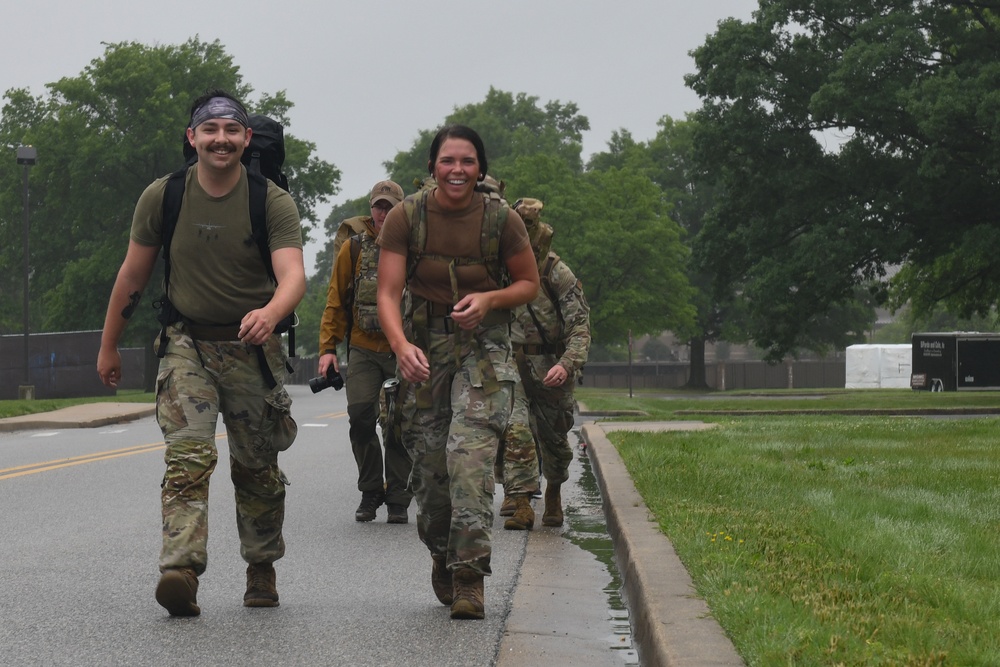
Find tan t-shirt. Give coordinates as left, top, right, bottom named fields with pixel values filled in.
left=377, top=189, right=529, bottom=305
left=131, top=166, right=302, bottom=325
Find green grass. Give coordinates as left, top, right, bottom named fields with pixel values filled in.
left=0, top=390, right=154, bottom=419
left=584, top=388, right=1000, bottom=665
left=578, top=387, right=1000, bottom=419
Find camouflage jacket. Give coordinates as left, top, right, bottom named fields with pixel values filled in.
left=511, top=253, right=591, bottom=376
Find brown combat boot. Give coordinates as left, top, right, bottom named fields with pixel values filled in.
left=155, top=567, right=200, bottom=617
left=431, top=554, right=453, bottom=605
left=498, top=494, right=516, bottom=517
left=244, top=563, right=279, bottom=607
left=542, top=482, right=564, bottom=527
left=503, top=494, right=535, bottom=531
left=450, top=567, right=485, bottom=620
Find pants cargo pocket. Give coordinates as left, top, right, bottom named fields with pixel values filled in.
left=251, top=389, right=297, bottom=457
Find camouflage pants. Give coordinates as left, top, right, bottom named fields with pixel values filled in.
left=345, top=345, right=412, bottom=505
left=513, top=354, right=576, bottom=486
left=156, top=324, right=296, bottom=575
left=495, top=379, right=541, bottom=496
left=400, top=324, right=516, bottom=576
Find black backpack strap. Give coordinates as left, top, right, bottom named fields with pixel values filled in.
left=160, top=167, right=190, bottom=290
left=246, top=170, right=297, bottom=357
left=155, top=167, right=191, bottom=357
left=342, top=233, right=363, bottom=358
left=246, top=171, right=276, bottom=284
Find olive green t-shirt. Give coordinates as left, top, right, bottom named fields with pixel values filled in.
left=131, top=166, right=302, bottom=325
left=377, top=189, right=529, bottom=305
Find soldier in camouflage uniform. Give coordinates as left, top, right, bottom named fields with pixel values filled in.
left=319, top=180, right=413, bottom=524
left=97, top=90, right=305, bottom=617
left=376, top=125, right=538, bottom=620
left=499, top=197, right=591, bottom=528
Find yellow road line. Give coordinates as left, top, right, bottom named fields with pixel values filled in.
left=1, top=411, right=345, bottom=481
left=0, top=434, right=222, bottom=481
left=0, top=444, right=167, bottom=480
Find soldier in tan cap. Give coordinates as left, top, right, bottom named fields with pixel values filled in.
left=319, top=180, right=413, bottom=524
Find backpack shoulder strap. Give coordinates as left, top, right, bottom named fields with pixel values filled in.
left=246, top=170, right=296, bottom=355
left=247, top=171, right=276, bottom=285
left=403, top=190, right=430, bottom=283
left=350, top=233, right=362, bottom=273
left=160, top=167, right=191, bottom=290
left=481, top=192, right=509, bottom=286
left=540, top=252, right=563, bottom=324
left=345, top=233, right=363, bottom=305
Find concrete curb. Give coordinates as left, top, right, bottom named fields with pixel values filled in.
left=582, top=421, right=744, bottom=666
left=0, top=403, right=156, bottom=432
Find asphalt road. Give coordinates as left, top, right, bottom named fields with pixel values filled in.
left=0, top=384, right=636, bottom=666
left=0, top=385, right=530, bottom=666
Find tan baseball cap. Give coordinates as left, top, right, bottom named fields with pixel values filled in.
left=369, top=180, right=404, bottom=207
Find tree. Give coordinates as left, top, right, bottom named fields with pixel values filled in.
left=589, top=117, right=732, bottom=386
left=684, top=1, right=997, bottom=360
left=0, top=38, right=339, bottom=346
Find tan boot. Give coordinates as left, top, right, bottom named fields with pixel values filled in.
left=155, top=567, right=200, bottom=617
left=498, top=494, right=516, bottom=517
left=542, top=482, right=563, bottom=527
left=431, top=554, right=453, bottom=605
left=503, top=494, right=535, bottom=531
left=244, top=563, right=279, bottom=607
left=450, top=567, right=485, bottom=620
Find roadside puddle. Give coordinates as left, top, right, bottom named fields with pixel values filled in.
left=564, top=427, right=640, bottom=665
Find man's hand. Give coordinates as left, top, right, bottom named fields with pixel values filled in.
left=239, top=308, right=276, bottom=345
left=97, top=348, right=122, bottom=388
left=318, top=352, right=341, bottom=376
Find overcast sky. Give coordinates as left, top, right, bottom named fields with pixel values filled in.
left=2, top=0, right=758, bottom=271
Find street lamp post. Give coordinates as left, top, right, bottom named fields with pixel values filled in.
left=16, top=145, right=36, bottom=400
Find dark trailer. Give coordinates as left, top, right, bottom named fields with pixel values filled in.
left=911, top=332, right=1000, bottom=391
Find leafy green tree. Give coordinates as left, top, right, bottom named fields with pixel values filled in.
left=684, top=1, right=997, bottom=360
left=513, top=153, right=696, bottom=344
left=0, top=38, right=339, bottom=347
left=544, top=163, right=695, bottom=344
left=872, top=305, right=997, bottom=344
left=589, top=117, right=731, bottom=386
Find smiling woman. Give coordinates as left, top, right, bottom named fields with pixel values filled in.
left=375, top=124, right=540, bottom=620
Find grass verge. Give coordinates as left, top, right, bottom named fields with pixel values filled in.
left=584, top=388, right=1000, bottom=665
left=0, top=390, right=154, bottom=419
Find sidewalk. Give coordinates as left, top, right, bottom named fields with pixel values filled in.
left=0, top=402, right=155, bottom=432
left=0, top=401, right=745, bottom=666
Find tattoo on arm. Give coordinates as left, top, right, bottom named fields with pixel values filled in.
left=121, top=291, right=142, bottom=319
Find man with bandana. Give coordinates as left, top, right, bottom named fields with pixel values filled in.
left=97, top=89, right=305, bottom=617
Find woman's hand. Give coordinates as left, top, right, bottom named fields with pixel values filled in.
left=396, top=341, right=431, bottom=383
left=450, top=293, right=493, bottom=330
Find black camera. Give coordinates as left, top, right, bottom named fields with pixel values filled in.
left=309, top=366, right=344, bottom=393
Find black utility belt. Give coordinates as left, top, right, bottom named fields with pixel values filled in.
left=184, top=323, right=242, bottom=341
